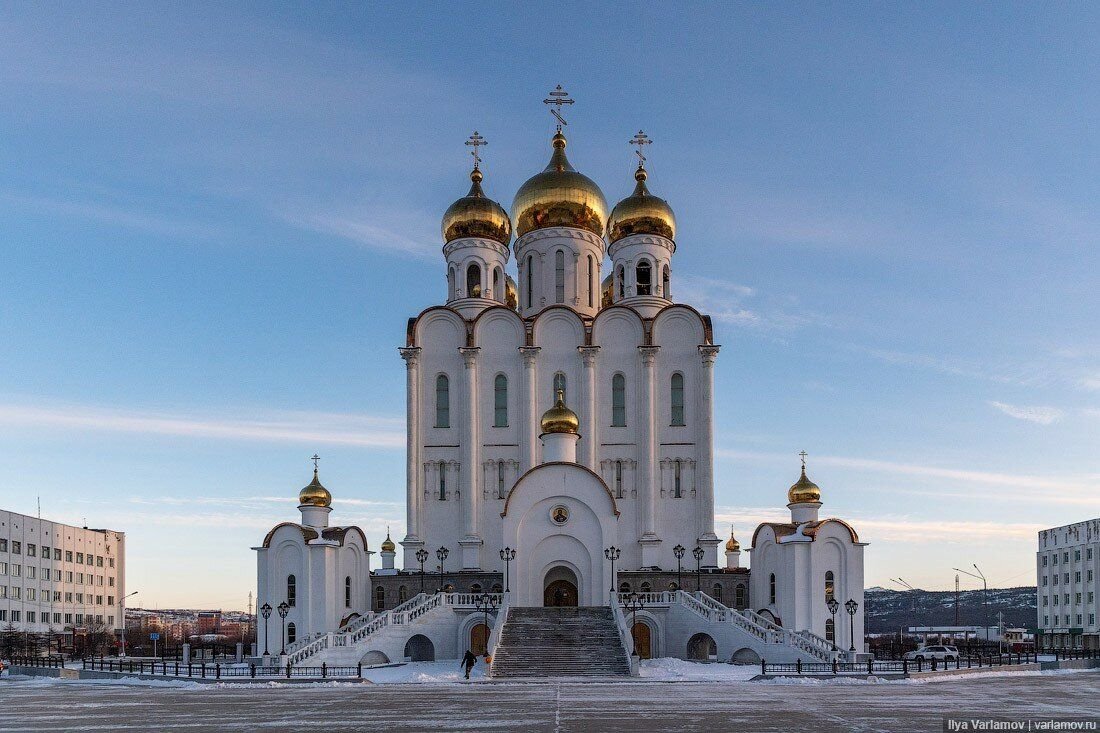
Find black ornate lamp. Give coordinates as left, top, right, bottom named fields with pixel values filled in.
left=604, top=546, right=621, bottom=597
left=436, top=547, right=450, bottom=593
left=259, top=603, right=272, bottom=657
left=827, top=597, right=840, bottom=650
left=844, top=598, right=859, bottom=653
left=276, top=601, right=289, bottom=656
left=692, top=546, right=705, bottom=592
left=499, top=547, right=516, bottom=593
left=672, top=545, right=686, bottom=591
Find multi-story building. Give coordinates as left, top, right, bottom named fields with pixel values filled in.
left=0, top=509, right=126, bottom=635
left=1037, top=518, right=1099, bottom=650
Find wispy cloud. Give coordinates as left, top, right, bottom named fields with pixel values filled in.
left=0, top=401, right=405, bottom=448
left=278, top=205, right=439, bottom=260
left=988, top=401, right=1064, bottom=425
left=676, top=273, right=818, bottom=331
left=0, top=191, right=222, bottom=241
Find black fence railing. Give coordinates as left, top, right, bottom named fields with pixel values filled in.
left=81, top=658, right=365, bottom=679
left=1047, top=648, right=1100, bottom=660
left=7, top=655, right=66, bottom=669
left=761, top=652, right=1038, bottom=676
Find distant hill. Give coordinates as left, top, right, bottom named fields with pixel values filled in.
left=865, top=586, right=1036, bottom=633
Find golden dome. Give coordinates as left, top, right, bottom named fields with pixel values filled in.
left=299, top=469, right=332, bottom=508
left=511, top=131, right=608, bottom=239
left=441, top=168, right=512, bottom=245
left=540, top=389, right=580, bottom=435
left=600, top=272, right=614, bottom=307
left=725, top=527, right=740, bottom=552
left=607, top=166, right=676, bottom=244
left=788, top=467, right=822, bottom=504
left=505, top=274, right=518, bottom=310
left=380, top=529, right=395, bottom=552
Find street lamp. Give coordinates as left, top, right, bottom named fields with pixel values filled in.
left=827, top=597, right=840, bottom=650
left=119, top=590, right=139, bottom=657
left=475, top=593, right=497, bottom=655
left=415, top=548, right=429, bottom=594
left=436, top=547, right=450, bottom=593
left=844, top=598, right=858, bottom=653
left=672, top=544, right=685, bottom=592
left=954, top=564, right=990, bottom=642
left=499, top=548, right=516, bottom=593
left=692, top=546, right=704, bottom=592
left=604, top=546, right=621, bottom=598
left=623, top=592, right=645, bottom=657
left=277, top=601, right=290, bottom=656
left=259, top=603, right=272, bottom=659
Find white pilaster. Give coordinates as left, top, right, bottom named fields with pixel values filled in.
left=578, top=346, right=599, bottom=470
left=639, top=345, right=661, bottom=568
left=459, top=347, right=482, bottom=569
left=519, top=346, right=540, bottom=471
left=399, top=347, right=424, bottom=567
left=697, top=345, right=721, bottom=566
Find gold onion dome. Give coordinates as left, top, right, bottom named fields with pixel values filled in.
left=788, top=467, right=822, bottom=504
left=441, top=167, right=512, bottom=245
left=299, top=469, right=332, bottom=508
left=511, top=131, right=608, bottom=239
left=607, top=166, right=676, bottom=244
left=725, top=528, right=740, bottom=552
left=540, top=389, right=580, bottom=435
left=380, top=530, right=395, bottom=552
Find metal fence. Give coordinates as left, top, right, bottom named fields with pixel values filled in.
left=7, top=656, right=66, bottom=669
left=1047, top=648, right=1100, bottom=660
left=761, top=652, right=1038, bottom=676
left=81, top=658, right=366, bottom=679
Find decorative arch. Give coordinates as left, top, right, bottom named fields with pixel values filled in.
left=591, top=306, right=646, bottom=347
left=530, top=306, right=586, bottom=348
left=687, top=633, right=717, bottom=661
left=261, top=523, right=319, bottom=549
left=651, top=303, right=713, bottom=345
left=404, top=634, right=435, bottom=662
left=500, top=462, right=620, bottom=518
left=470, top=305, right=525, bottom=347
left=409, top=306, right=467, bottom=348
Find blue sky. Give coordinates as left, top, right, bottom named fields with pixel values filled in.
left=1, top=3, right=1097, bottom=610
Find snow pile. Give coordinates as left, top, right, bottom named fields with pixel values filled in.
left=639, top=658, right=759, bottom=682
left=363, top=661, right=489, bottom=684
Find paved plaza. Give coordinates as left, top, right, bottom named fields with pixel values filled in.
left=1, top=670, right=1097, bottom=732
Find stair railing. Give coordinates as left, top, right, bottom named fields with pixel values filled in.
left=609, top=593, right=635, bottom=658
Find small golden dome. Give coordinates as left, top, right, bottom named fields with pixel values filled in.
left=299, top=469, right=332, bottom=508
left=607, top=166, right=676, bottom=244
left=540, top=389, right=580, bottom=435
left=600, top=272, right=614, bottom=307
left=441, top=168, right=512, bottom=245
left=505, top=274, right=518, bottom=310
left=725, top=527, right=740, bottom=552
left=380, top=529, right=395, bottom=552
left=788, top=467, right=822, bottom=504
left=511, top=131, right=608, bottom=239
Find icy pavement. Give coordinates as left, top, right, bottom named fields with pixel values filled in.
left=0, top=664, right=1096, bottom=732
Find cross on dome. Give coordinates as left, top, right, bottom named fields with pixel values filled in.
left=629, top=130, right=652, bottom=168
left=543, top=84, right=575, bottom=131
left=465, top=131, right=486, bottom=170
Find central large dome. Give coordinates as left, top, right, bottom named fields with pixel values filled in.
left=511, top=131, right=608, bottom=239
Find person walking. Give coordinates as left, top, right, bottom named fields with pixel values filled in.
left=461, top=649, right=477, bottom=679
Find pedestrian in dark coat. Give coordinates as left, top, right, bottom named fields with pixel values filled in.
left=461, top=649, right=477, bottom=679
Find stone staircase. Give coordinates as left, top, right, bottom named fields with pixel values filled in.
left=491, top=606, right=632, bottom=678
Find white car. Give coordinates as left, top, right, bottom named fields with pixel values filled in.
left=904, top=645, right=959, bottom=663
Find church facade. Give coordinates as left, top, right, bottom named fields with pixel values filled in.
left=255, top=101, right=867, bottom=668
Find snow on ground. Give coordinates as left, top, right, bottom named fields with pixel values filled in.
left=362, top=660, right=490, bottom=684
left=638, top=658, right=759, bottom=682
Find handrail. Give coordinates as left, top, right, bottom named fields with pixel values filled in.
left=609, top=593, right=635, bottom=658
left=486, top=595, right=510, bottom=657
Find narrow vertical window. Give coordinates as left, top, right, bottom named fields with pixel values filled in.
left=439, top=461, right=447, bottom=500
left=673, top=460, right=682, bottom=498
left=493, top=267, right=501, bottom=300
left=526, top=256, right=534, bottom=308
left=554, top=250, right=565, bottom=303
left=825, top=571, right=835, bottom=602
left=614, top=460, right=623, bottom=499
left=825, top=618, right=835, bottom=644
left=616, top=266, right=625, bottom=299
left=466, top=263, right=481, bottom=297
left=345, top=576, right=352, bottom=608
left=712, top=583, right=722, bottom=602
left=447, top=267, right=456, bottom=300
left=587, top=255, right=594, bottom=308
left=636, top=260, right=652, bottom=295
left=287, top=623, right=296, bottom=644
left=374, top=585, right=385, bottom=611
left=494, top=374, right=508, bottom=427
left=611, top=374, right=626, bottom=426
left=662, top=265, right=670, bottom=299
left=497, top=462, right=507, bottom=499
left=670, top=372, right=685, bottom=426
left=435, top=374, right=450, bottom=428
left=287, top=575, right=296, bottom=607
left=769, top=574, right=776, bottom=604
left=553, top=372, right=567, bottom=403
left=735, top=584, right=746, bottom=608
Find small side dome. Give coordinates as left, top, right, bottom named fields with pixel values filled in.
left=512, top=131, right=608, bottom=239
left=607, top=166, right=676, bottom=244
left=299, top=469, right=332, bottom=508
left=540, top=389, right=579, bottom=435
left=504, top=274, right=518, bottom=310
left=441, top=168, right=512, bottom=245
left=380, top=529, right=395, bottom=552
left=725, top=527, right=740, bottom=552
left=788, top=467, right=822, bottom=504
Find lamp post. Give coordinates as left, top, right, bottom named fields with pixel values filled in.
left=499, top=547, right=516, bottom=593
left=604, top=546, right=621, bottom=599
left=692, top=546, right=704, bottom=592
left=623, top=592, right=645, bottom=656
left=954, top=564, right=990, bottom=643
left=475, top=593, right=497, bottom=655
left=436, top=547, right=449, bottom=593
left=827, top=597, right=840, bottom=651
left=119, top=590, right=139, bottom=657
left=277, top=601, right=289, bottom=656
left=415, top=548, right=429, bottom=594
left=672, top=544, right=685, bottom=592
left=844, top=598, right=858, bottom=653
left=259, top=603, right=272, bottom=659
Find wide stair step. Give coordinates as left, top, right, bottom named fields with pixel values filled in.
left=491, top=607, right=631, bottom=678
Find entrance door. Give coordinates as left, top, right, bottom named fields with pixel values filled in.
left=544, top=579, right=578, bottom=607
left=632, top=622, right=652, bottom=659
left=470, top=623, right=489, bottom=655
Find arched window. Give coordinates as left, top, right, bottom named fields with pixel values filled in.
left=287, top=575, right=296, bottom=607
left=491, top=583, right=503, bottom=593
left=825, top=618, right=836, bottom=644
left=614, top=460, right=624, bottom=499
left=673, top=460, right=682, bottom=498
left=669, top=581, right=678, bottom=591
left=554, top=250, right=565, bottom=303
left=466, top=263, right=481, bottom=297
left=735, top=583, right=746, bottom=608
left=670, top=372, right=685, bottom=426
left=470, top=583, right=482, bottom=595
left=662, top=265, right=670, bottom=299
left=619, top=581, right=631, bottom=593
left=769, top=574, right=776, bottom=604
left=526, top=256, right=534, bottom=309
left=553, top=372, right=567, bottom=403
left=616, top=266, right=625, bottom=299
left=636, top=259, right=652, bottom=295
left=435, top=374, right=450, bottom=428
left=497, top=461, right=507, bottom=499
left=345, top=576, right=352, bottom=608
left=493, top=267, right=502, bottom=300
left=494, top=374, right=508, bottom=427
left=587, top=255, right=595, bottom=308
left=825, top=571, right=835, bottom=602
left=398, top=585, right=408, bottom=603
left=611, top=373, right=626, bottom=426
left=287, top=623, right=296, bottom=644
left=447, top=267, right=456, bottom=300
left=438, top=461, right=447, bottom=500
left=712, top=583, right=723, bottom=602
left=375, top=584, right=385, bottom=611
left=640, top=581, right=652, bottom=593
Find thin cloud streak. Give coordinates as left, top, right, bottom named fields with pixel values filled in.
left=989, top=401, right=1064, bottom=425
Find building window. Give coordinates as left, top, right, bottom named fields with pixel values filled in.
left=735, top=584, right=746, bottom=608
left=554, top=250, right=565, bottom=303
left=826, top=618, right=835, bottom=644
left=287, top=623, right=296, bottom=645
left=526, top=256, right=534, bottom=309
left=673, top=460, right=682, bottom=498
left=494, top=374, right=508, bottom=427
left=0, top=539, right=5, bottom=552
left=27, top=544, right=36, bottom=558
left=636, top=259, right=652, bottom=295
left=435, top=374, right=450, bottom=428
left=616, top=266, right=625, bottom=299
left=640, top=582, right=652, bottom=593
left=712, top=583, right=723, bottom=602
left=491, top=583, right=502, bottom=593
left=670, top=372, right=685, bottom=426
left=1042, top=556, right=1048, bottom=566
left=287, top=575, right=296, bottom=607
left=587, top=255, right=595, bottom=308
left=447, top=266, right=456, bottom=300
left=466, top=263, right=481, bottom=298
left=399, top=585, right=409, bottom=603
left=470, top=583, right=482, bottom=595
left=825, top=571, right=835, bottom=602
left=375, top=585, right=385, bottom=611
left=620, top=582, right=631, bottom=593
left=14, top=542, right=22, bottom=554
left=493, top=267, right=502, bottom=300
left=662, top=265, right=670, bottom=299
left=1075, top=550, right=1081, bottom=562
left=611, top=374, right=626, bottom=426
left=65, top=551, right=72, bottom=562
left=345, top=577, right=352, bottom=608
left=497, top=462, right=507, bottom=499
left=614, top=461, right=624, bottom=499
left=769, top=574, right=776, bottom=604
left=553, top=372, right=567, bottom=403
left=439, top=461, right=447, bottom=500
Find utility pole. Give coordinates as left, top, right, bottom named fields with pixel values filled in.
left=954, top=574, right=959, bottom=626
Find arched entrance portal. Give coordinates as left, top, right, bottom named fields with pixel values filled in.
left=632, top=622, right=652, bottom=659
left=543, top=566, right=579, bottom=607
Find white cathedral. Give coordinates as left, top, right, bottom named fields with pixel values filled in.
left=256, top=96, right=866, bottom=674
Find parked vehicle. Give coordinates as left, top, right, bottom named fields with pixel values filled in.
left=903, top=645, right=958, bottom=662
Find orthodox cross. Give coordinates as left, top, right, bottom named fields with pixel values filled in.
left=629, top=130, right=651, bottom=167
left=799, top=450, right=808, bottom=470
left=465, top=131, right=486, bottom=169
left=311, top=454, right=321, bottom=471
left=543, top=84, right=574, bottom=130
